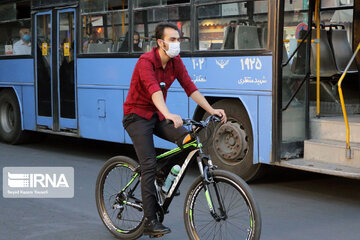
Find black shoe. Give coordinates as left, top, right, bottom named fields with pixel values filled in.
left=143, top=218, right=171, bottom=237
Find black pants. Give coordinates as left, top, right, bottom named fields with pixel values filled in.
left=123, top=113, right=188, bottom=220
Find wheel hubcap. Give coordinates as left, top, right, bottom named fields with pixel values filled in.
left=0, top=102, right=15, bottom=133
left=213, top=122, right=248, bottom=163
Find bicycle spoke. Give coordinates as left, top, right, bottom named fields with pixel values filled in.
left=219, top=221, right=223, bottom=240
left=211, top=223, right=217, bottom=240
left=227, top=209, right=250, bottom=219
left=226, top=220, right=250, bottom=234
left=106, top=176, right=121, bottom=193
left=119, top=218, right=142, bottom=223
left=200, top=221, right=216, bottom=239
left=196, top=220, right=215, bottom=230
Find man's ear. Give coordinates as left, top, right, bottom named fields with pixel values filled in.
left=157, top=39, right=163, bottom=48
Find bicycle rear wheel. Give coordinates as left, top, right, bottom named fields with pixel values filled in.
left=95, top=156, right=144, bottom=240
left=184, top=170, right=261, bottom=240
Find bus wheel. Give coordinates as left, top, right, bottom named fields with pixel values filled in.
left=201, top=99, right=262, bottom=182
left=0, top=89, right=27, bottom=144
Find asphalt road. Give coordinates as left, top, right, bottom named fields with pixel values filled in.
left=0, top=135, right=360, bottom=240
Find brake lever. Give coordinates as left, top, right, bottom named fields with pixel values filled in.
left=183, top=118, right=192, bottom=126
left=205, top=115, right=220, bottom=125
left=212, top=115, right=221, bottom=122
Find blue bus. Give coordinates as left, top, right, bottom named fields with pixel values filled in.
left=0, top=0, right=359, bottom=181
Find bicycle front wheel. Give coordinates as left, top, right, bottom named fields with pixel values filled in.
left=184, top=170, right=261, bottom=240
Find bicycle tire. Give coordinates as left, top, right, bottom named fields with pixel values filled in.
left=95, top=156, right=145, bottom=240
left=184, top=169, right=261, bottom=240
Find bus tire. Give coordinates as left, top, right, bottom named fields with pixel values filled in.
left=0, top=89, right=27, bottom=144
left=201, top=99, right=262, bottom=182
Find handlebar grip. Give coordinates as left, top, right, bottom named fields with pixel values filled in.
left=166, top=118, right=188, bottom=125
left=166, top=119, right=186, bottom=125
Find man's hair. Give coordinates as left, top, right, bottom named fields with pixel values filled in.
left=155, top=22, right=179, bottom=47
left=19, top=28, right=29, bottom=35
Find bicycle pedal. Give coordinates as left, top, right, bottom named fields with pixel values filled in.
left=149, top=234, right=164, bottom=238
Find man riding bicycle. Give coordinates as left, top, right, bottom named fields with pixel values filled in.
left=122, top=22, right=227, bottom=237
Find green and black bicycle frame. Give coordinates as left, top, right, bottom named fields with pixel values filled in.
left=119, top=136, right=227, bottom=221
left=154, top=138, right=200, bottom=213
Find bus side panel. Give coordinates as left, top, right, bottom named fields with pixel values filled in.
left=0, top=59, right=34, bottom=84
left=22, top=85, right=36, bottom=131
left=77, top=87, right=124, bottom=142
left=77, top=58, right=136, bottom=143
left=182, top=56, right=272, bottom=92
left=258, top=95, right=272, bottom=164
left=0, top=59, right=35, bottom=131
left=189, top=92, right=260, bottom=164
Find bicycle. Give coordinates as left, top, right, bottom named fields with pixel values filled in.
left=95, top=115, right=261, bottom=240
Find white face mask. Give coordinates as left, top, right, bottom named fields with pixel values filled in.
left=161, top=40, right=180, bottom=58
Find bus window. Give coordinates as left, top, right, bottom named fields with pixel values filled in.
left=196, top=0, right=268, bottom=51
left=319, top=0, right=354, bottom=48
left=0, top=1, right=31, bottom=56
left=283, top=0, right=309, bottom=74
left=318, top=3, right=355, bottom=74
left=134, top=3, right=191, bottom=53
left=282, top=0, right=309, bottom=150
left=134, top=0, right=190, bottom=8
left=80, top=0, right=129, bottom=53
left=321, top=9, right=353, bottom=46
left=321, top=0, right=353, bottom=8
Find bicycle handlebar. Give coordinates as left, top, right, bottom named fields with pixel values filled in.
left=166, top=115, right=221, bottom=129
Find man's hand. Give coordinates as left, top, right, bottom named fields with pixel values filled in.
left=211, top=109, right=227, bottom=123
left=151, top=91, right=183, bottom=128
left=165, top=113, right=183, bottom=128
left=189, top=91, right=227, bottom=124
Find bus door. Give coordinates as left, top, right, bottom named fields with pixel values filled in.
left=35, top=8, right=77, bottom=132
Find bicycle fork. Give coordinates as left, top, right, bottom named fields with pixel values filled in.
left=197, top=156, right=227, bottom=221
